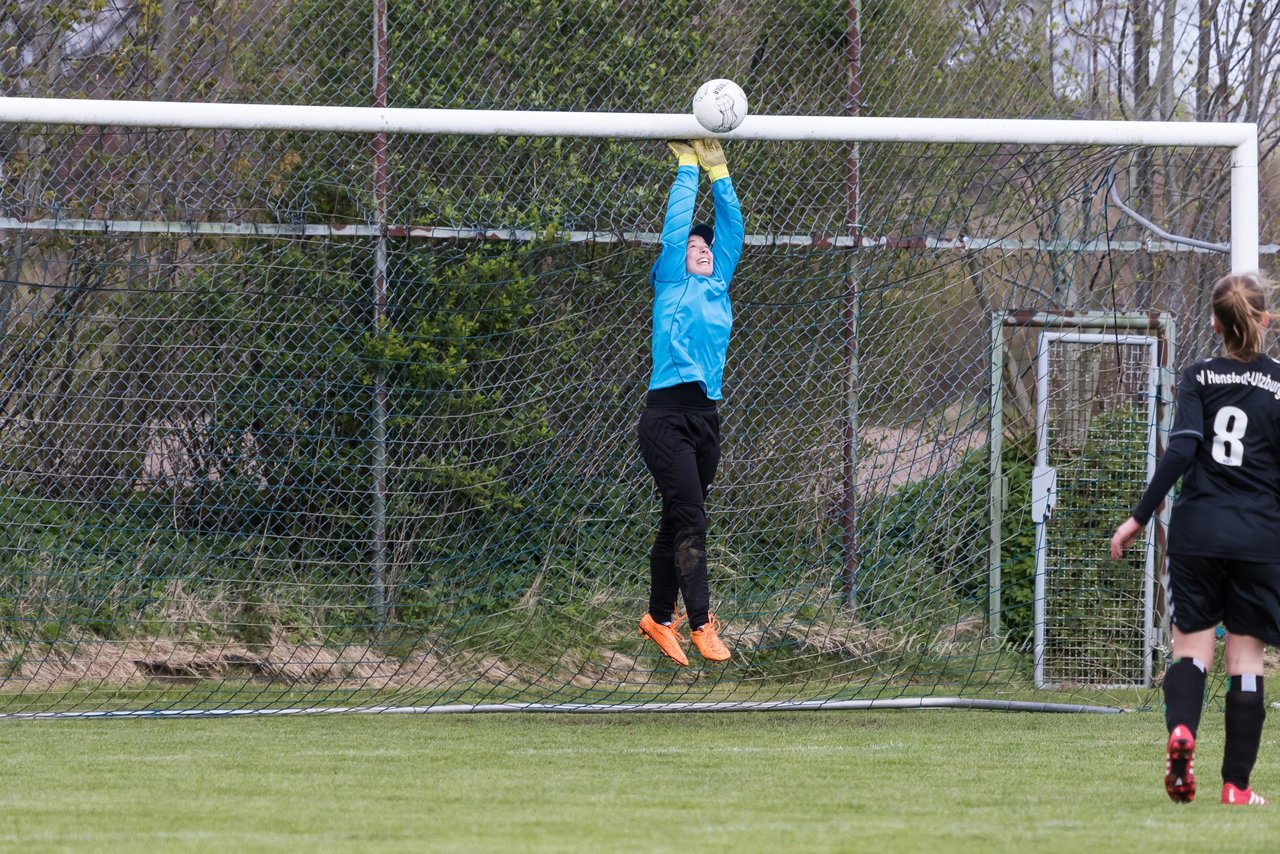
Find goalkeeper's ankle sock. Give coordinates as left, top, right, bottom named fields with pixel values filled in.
left=1222, top=674, right=1265, bottom=794
left=1166, top=724, right=1197, bottom=803
left=1163, top=658, right=1207, bottom=736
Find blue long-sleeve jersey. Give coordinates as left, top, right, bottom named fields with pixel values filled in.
left=648, top=165, right=744, bottom=400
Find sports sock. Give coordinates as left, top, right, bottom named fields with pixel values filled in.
left=1222, top=674, right=1266, bottom=790
left=1163, top=658, right=1207, bottom=736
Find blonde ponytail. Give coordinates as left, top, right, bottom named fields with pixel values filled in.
left=1211, top=272, right=1272, bottom=361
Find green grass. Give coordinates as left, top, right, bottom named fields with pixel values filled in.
left=2, top=710, right=1278, bottom=852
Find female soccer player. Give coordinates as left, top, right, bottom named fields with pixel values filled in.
left=1111, top=272, right=1277, bottom=806
left=636, top=138, right=743, bottom=666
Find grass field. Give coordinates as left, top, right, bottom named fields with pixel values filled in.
left=2, top=709, right=1278, bottom=852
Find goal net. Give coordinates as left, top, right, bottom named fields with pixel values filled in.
left=0, top=101, right=1258, bottom=716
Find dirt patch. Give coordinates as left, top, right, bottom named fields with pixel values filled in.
left=730, top=614, right=892, bottom=660
left=0, top=635, right=456, bottom=693
left=0, top=614, right=895, bottom=697
left=556, top=649, right=652, bottom=688
left=856, top=425, right=987, bottom=494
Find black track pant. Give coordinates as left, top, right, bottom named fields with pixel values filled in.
left=636, top=383, right=720, bottom=630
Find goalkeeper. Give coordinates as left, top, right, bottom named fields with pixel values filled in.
left=636, top=138, right=743, bottom=666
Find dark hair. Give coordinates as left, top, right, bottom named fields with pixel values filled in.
left=1211, top=272, right=1271, bottom=361
left=689, top=223, right=713, bottom=247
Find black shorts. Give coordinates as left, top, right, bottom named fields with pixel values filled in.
left=1167, top=555, right=1280, bottom=646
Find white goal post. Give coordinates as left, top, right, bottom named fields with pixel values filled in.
left=0, top=98, right=1261, bottom=274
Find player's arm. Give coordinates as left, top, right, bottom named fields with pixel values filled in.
left=692, top=139, right=744, bottom=282
left=1129, top=434, right=1200, bottom=523
left=652, top=141, right=699, bottom=285
left=1110, top=372, right=1203, bottom=558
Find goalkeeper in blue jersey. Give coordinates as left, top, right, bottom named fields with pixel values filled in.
left=636, top=138, right=744, bottom=667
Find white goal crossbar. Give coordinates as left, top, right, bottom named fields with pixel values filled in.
left=0, top=98, right=1261, bottom=274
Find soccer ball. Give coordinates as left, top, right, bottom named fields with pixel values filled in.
left=692, top=79, right=748, bottom=134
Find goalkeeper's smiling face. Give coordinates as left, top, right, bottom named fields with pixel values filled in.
left=686, top=235, right=713, bottom=277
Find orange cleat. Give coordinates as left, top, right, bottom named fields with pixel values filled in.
left=1221, top=783, right=1268, bottom=805
left=689, top=615, right=731, bottom=662
left=1165, top=724, right=1196, bottom=803
left=639, top=613, right=688, bottom=666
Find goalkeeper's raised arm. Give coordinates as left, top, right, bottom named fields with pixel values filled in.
left=636, top=139, right=743, bottom=667
left=692, top=138, right=744, bottom=285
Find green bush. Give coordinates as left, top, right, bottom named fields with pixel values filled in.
left=997, top=404, right=1151, bottom=652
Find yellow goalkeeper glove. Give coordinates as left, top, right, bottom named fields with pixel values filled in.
left=692, top=139, right=729, bottom=182
left=667, top=140, right=698, bottom=168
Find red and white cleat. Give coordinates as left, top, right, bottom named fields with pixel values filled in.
left=1221, top=783, right=1268, bottom=806
left=1165, top=724, right=1196, bottom=803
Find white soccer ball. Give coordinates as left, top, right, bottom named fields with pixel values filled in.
left=692, top=79, right=748, bottom=134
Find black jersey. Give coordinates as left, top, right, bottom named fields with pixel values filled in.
left=1166, top=354, right=1280, bottom=560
